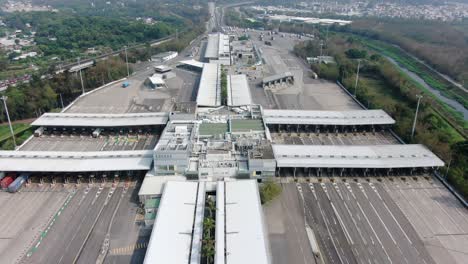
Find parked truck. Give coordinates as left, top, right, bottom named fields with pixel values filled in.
left=122, top=81, right=130, bottom=88
left=34, top=127, right=44, bottom=137
left=1, top=175, right=14, bottom=189
left=92, top=128, right=103, bottom=138
left=8, top=173, right=29, bottom=193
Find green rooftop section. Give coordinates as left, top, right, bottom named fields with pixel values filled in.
left=145, top=212, right=157, bottom=220
left=199, top=122, right=228, bottom=136
left=231, top=119, right=264, bottom=132
left=145, top=198, right=161, bottom=209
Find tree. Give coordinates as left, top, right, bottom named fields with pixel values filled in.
left=259, top=180, right=282, bottom=204
left=206, top=197, right=216, bottom=218
left=201, top=238, right=215, bottom=264
left=345, top=49, right=367, bottom=59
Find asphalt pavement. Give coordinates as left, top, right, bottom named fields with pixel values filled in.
left=263, top=183, right=318, bottom=264
left=299, top=182, right=436, bottom=264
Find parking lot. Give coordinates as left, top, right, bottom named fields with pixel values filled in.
left=19, top=134, right=159, bottom=151
left=0, top=186, right=70, bottom=264
left=270, top=131, right=398, bottom=145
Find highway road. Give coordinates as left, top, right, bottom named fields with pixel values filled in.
left=264, top=183, right=318, bottom=264
left=76, top=188, right=124, bottom=264
left=300, top=182, right=436, bottom=264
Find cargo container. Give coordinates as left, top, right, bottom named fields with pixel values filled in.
left=8, top=173, right=29, bottom=193
left=1, top=176, right=14, bottom=189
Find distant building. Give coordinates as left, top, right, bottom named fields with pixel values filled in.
left=154, top=65, right=172, bottom=73
left=151, top=51, right=178, bottom=62
left=13, top=51, right=38, bottom=60
left=204, top=33, right=231, bottom=65
left=145, top=74, right=166, bottom=89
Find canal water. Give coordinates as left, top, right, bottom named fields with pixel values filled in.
left=385, top=56, right=468, bottom=121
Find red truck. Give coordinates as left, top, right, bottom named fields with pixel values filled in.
left=1, top=176, right=14, bottom=189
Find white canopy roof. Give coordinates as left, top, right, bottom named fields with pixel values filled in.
left=144, top=181, right=199, bottom=264
left=227, top=74, right=252, bottom=106
left=205, top=33, right=230, bottom=59
left=0, top=150, right=153, bottom=172
left=205, top=33, right=220, bottom=59
left=263, top=109, right=395, bottom=126
left=179, top=59, right=205, bottom=69
left=196, top=63, right=221, bottom=107
left=225, top=180, right=270, bottom=264
left=273, top=144, right=444, bottom=168
left=32, top=112, right=169, bottom=127
left=262, top=72, right=293, bottom=84
left=148, top=74, right=165, bottom=85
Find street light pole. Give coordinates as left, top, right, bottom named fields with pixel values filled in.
left=78, top=57, right=85, bottom=95
left=124, top=46, right=130, bottom=77
left=445, top=155, right=452, bottom=179
left=59, top=93, right=65, bottom=109
left=411, top=94, right=423, bottom=139
left=1, top=96, right=16, bottom=148
left=354, top=59, right=361, bottom=97
left=318, top=41, right=324, bottom=75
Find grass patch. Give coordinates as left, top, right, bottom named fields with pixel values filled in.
left=199, top=122, right=228, bottom=136
left=0, top=123, right=31, bottom=141
left=231, top=119, right=264, bottom=132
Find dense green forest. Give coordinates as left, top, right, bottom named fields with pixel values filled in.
left=3, top=12, right=173, bottom=58
left=30, top=0, right=207, bottom=25
left=294, top=35, right=467, bottom=198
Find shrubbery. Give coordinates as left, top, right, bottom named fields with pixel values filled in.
left=259, top=180, right=282, bottom=204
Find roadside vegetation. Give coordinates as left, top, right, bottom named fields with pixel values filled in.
left=332, top=34, right=468, bottom=113
left=221, top=69, right=228, bottom=105
left=337, top=18, right=468, bottom=86
left=0, top=56, right=130, bottom=123
left=259, top=180, right=282, bottom=204
left=0, top=123, right=33, bottom=150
